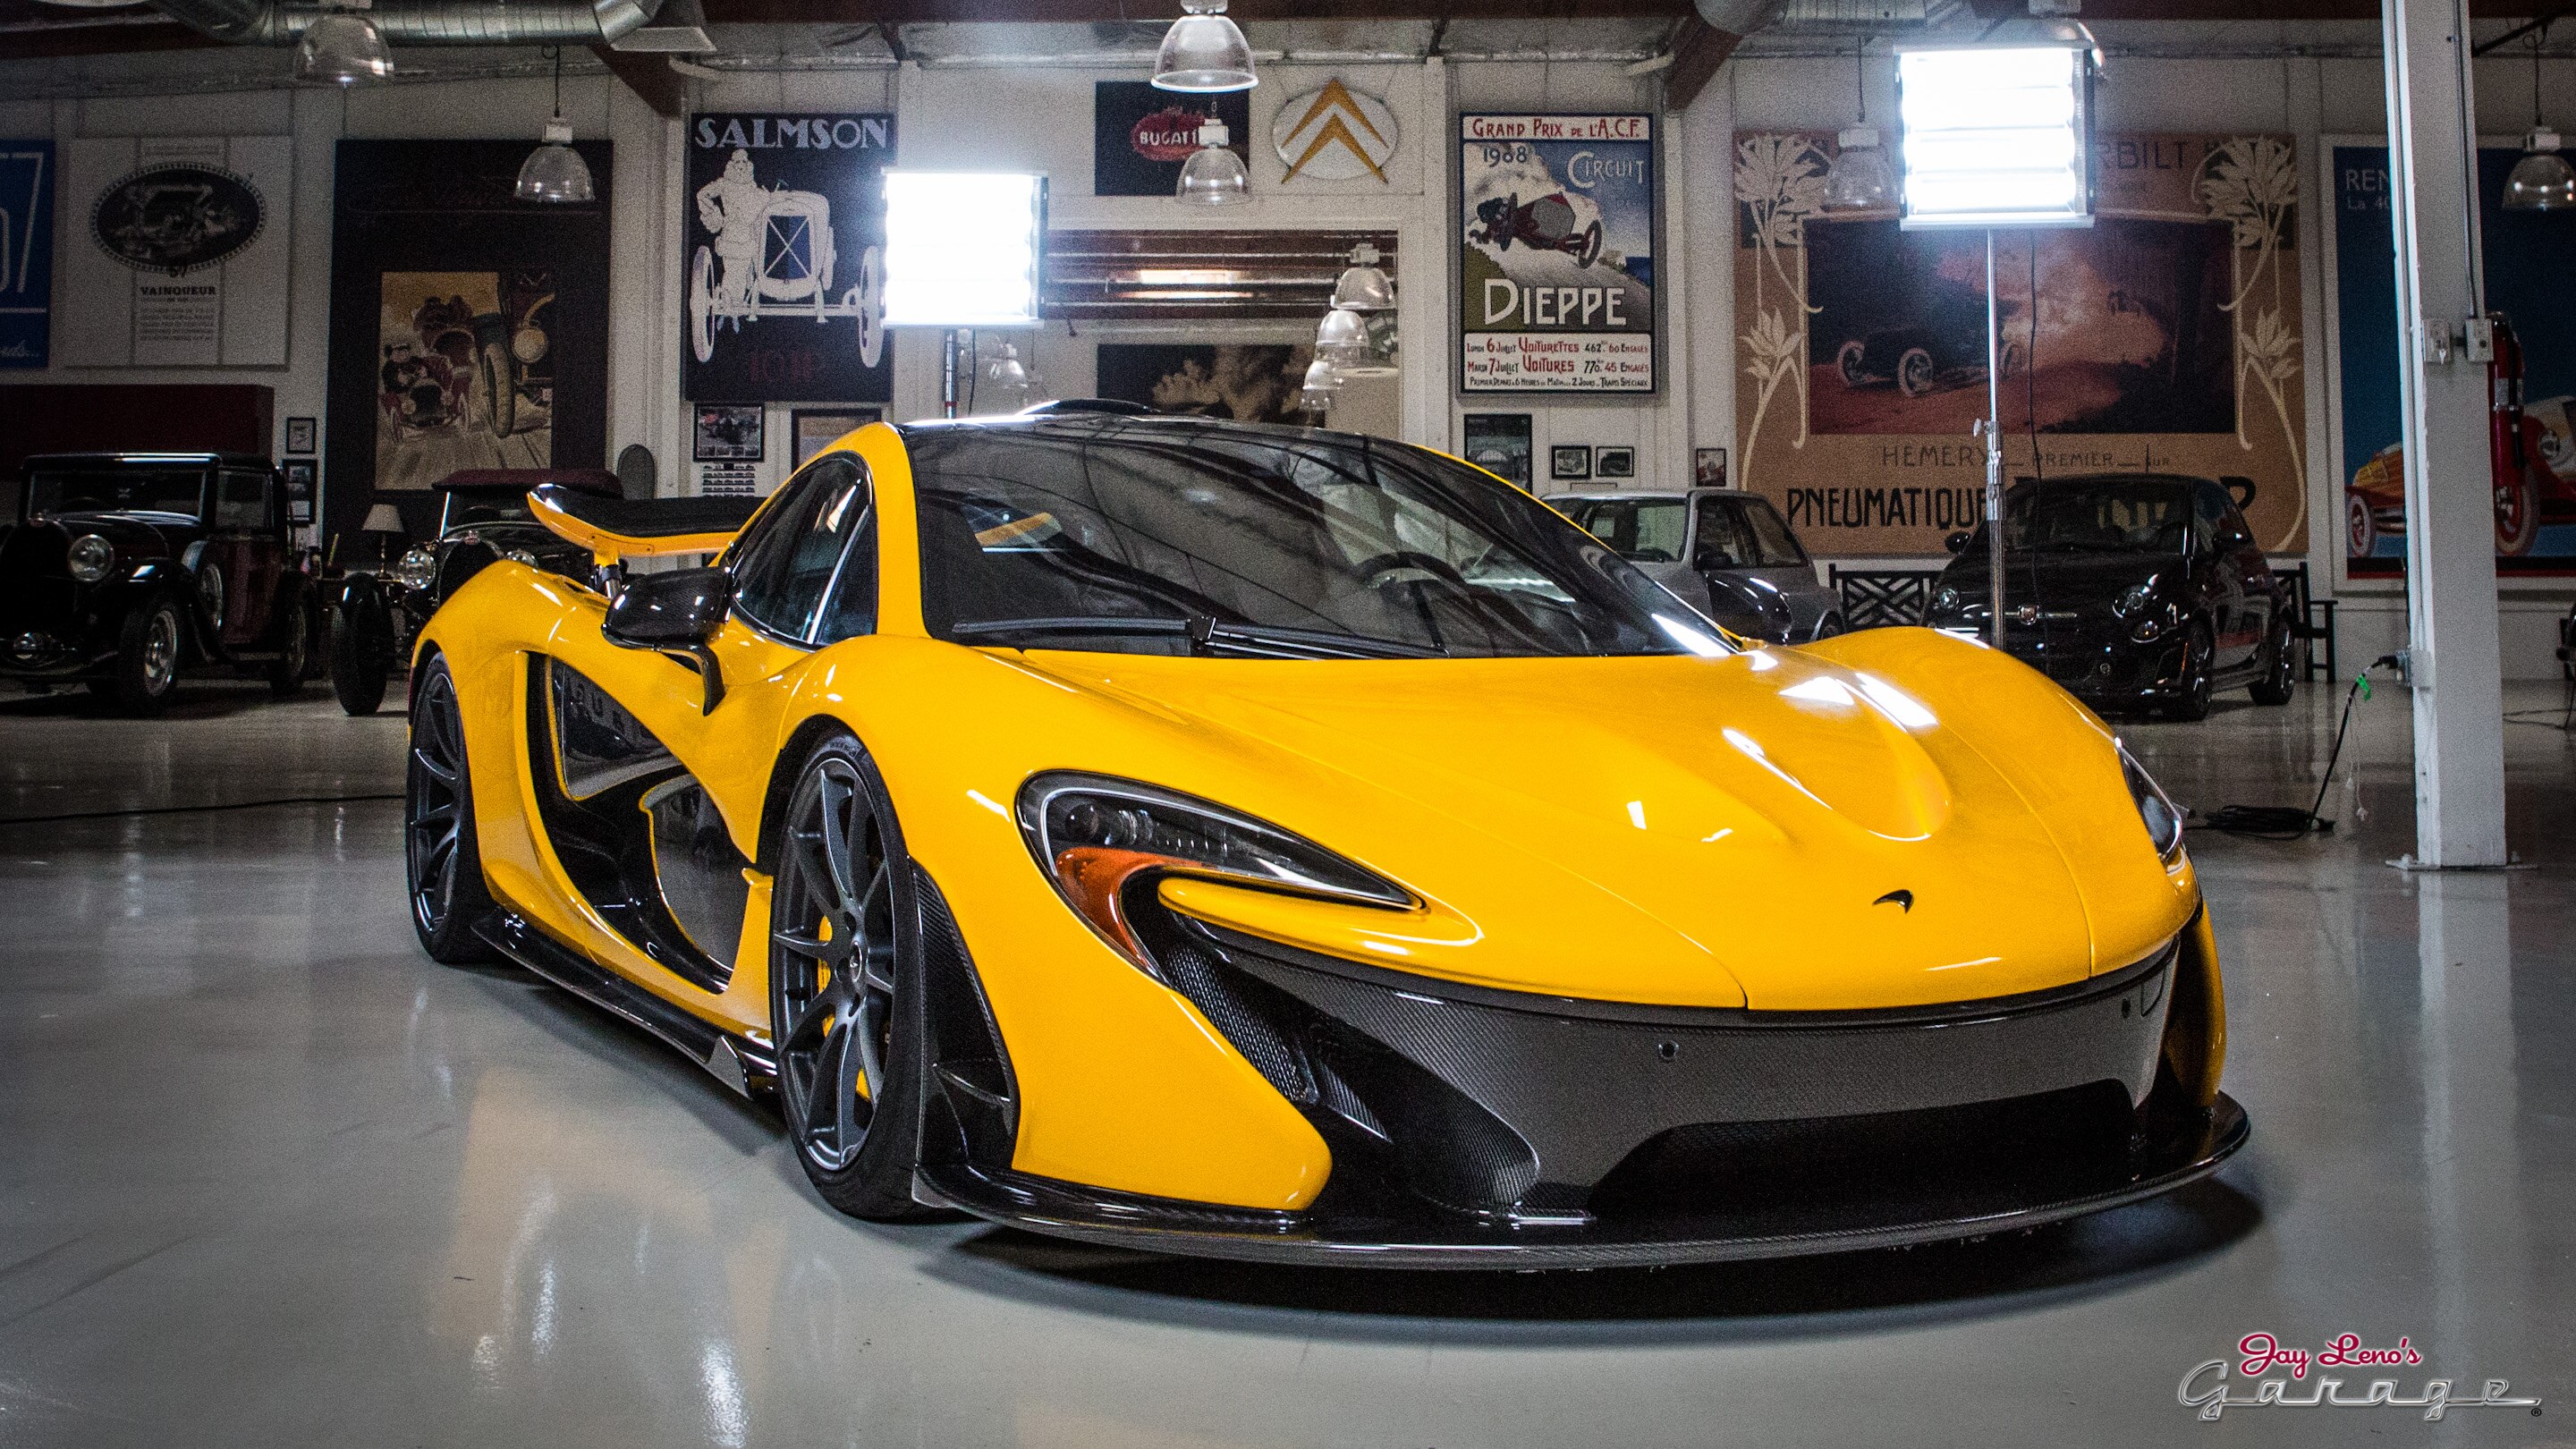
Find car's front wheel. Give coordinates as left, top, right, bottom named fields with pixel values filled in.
left=101, top=597, right=182, bottom=715
left=330, top=602, right=391, bottom=716
left=769, top=734, right=937, bottom=1220
left=267, top=600, right=315, bottom=699
left=2169, top=620, right=2216, bottom=722
left=405, top=656, right=499, bottom=963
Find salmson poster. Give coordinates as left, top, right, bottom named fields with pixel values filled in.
left=683, top=113, right=894, bottom=404
left=1733, top=131, right=2306, bottom=558
left=1458, top=114, right=1656, bottom=394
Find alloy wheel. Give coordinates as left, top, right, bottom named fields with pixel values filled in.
left=406, top=670, right=470, bottom=937
left=773, top=754, right=900, bottom=1174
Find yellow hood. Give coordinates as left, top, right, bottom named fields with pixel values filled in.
left=999, top=629, right=2180, bottom=1012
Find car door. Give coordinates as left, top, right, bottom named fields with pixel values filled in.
left=2216, top=493, right=2272, bottom=657
left=2193, top=481, right=2260, bottom=665
left=532, top=453, right=877, bottom=1000
left=202, top=467, right=280, bottom=650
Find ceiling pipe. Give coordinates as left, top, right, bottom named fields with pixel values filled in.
left=147, top=0, right=661, bottom=48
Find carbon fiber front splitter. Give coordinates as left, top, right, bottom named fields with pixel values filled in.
left=912, top=1092, right=2248, bottom=1270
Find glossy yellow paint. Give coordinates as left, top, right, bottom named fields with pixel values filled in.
left=423, top=419, right=2218, bottom=1213
left=527, top=487, right=751, bottom=565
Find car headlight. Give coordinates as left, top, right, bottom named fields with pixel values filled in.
left=393, top=546, right=437, bottom=590
left=1930, top=585, right=1961, bottom=614
left=67, top=534, right=114, bottom=583
left=1018, top=772, right=1409, bottom=977
left=2130, top=601, right=2179, bottom=643
left=2120, top=744, right=2186, bottom=867
left=504, top=548, right=539, bottom=567
left=2114, top=582, right=2156, bottom=618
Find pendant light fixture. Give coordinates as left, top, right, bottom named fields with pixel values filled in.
left=1174, top=117, right=1250, bottom=206
left=515, top=47, right=596, bottom=204
left=1329, top=242, right=1395, bottom=310
left=292, top=11, right=392, bottom=86
left=1152, top=0, right=1256, bottom=94
left=1823, top=40, right=1894, bottom=212
left=2505, top=23, right=2576, bottom=211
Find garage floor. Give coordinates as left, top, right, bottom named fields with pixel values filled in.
left=1, top=676, right=2570, bottom=1447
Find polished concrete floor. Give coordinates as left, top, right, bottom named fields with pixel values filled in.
left=1, top=673, right=2571, bottom=1446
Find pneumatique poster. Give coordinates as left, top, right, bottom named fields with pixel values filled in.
left=0, top=141, right=53, bottom=368
left=2332, top=143, right=2576, bottom=577
left=684, top=113, right=894, bottom=404
left=59, top=135, right=291, bottom=368
left=1733, top=131, right=2306, bottom=558
left=1459, top=114, right=1656, bottom=394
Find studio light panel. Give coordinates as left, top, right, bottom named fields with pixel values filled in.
left=1895, top=45, right=2094, bottom=230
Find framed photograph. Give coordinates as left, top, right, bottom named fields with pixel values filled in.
left=284, top=416, right=317, bottom=455
left=1694, top=446, right=1728, bottom=488
left=1595, top=445, right=1635, bottom=479
left=693, top=403, right=766, bottom=462
left=281, top=460, right=317, bottom=523
left=791, top=408, right=883, bottom=470
left=1462, top=413, right=1534, bottom=489
left=1549, top=444, right=1591, bottom=481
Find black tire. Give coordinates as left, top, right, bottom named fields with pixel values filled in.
left=475, top=338, right=516, bottom=438
left=2249, top=614, right=2298, bottom=707
left=1897, top=346, right=1936, bottom=397
left=267, top=600, right=314, bottom=699
left=769, top=734, right=937, bottom=1221
left=330, top=604, right=391, bottom=716
left=106, top=596, right=183, bottom=715
left=2169, top=620, right=2216, bottom=722
left=1835, top=340, right=1869, bottom=387
left=405, top=655, right=500, bottom=964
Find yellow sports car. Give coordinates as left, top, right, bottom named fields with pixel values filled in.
left=405, top=410, right=2243, bottom=1267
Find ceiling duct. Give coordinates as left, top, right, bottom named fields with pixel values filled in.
left=148, top=0, right=660, bottom=47
left=1767, top=0, right=1936, bottom=31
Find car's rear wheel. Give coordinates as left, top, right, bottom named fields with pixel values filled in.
left=330, top=603, right=390, bottom=716
left=2169, top=620, right=2216, bottom=722
left=267, top=600, right=313, bottom=699
left=1835, top=339, right=1868, bottom=387
left=102, top=597, right=182, bottom=715
left=1897, top=346, right=1936, bottom=397
left=770, top=735, right=936, bottom=1220
left=406, top=656, right=499, bottom=964
left=2249, top=613, right=2298, bottom=706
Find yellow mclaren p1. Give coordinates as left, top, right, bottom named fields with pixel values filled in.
left=404, top=409, right=2243, bottom=1267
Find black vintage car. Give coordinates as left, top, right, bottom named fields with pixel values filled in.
left=329, top=468, right=622, bottom=715
left=1926, top=473, right=2298, bottom=721
left=2, top=452, right=318, bottom=712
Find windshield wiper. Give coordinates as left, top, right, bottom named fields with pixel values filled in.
left=947, top=614, right=1442, bottom=660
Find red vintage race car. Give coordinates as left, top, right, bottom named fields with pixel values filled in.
left=2345, top=316, right=2576, bottom=558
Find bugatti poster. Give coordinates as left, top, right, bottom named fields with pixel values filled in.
left=58, top=135, right=291, bottom=368
left=1733, top=131, right=2307, bottom=558
left=2332, top=143, right=2576, bottom=577
left=1458, top=114, right=1656, bottom=394
left=683, top=112, right=894, bottom=404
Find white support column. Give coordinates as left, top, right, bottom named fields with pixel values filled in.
left=2383, top=0, right=2511, bottom=868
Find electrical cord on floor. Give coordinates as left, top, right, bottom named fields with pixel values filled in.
left=0, top=792, right=402, bottom=826
left=2194, top=654, right=2402, bottom=840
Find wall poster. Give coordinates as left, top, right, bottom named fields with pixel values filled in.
left=1733, top=131, right=2306, bottom=558
left=60, top=136, right=291, bottom=368
left=1458, top=114, right=1656, bottom=394
left=1097, top=343, right=1312, bottom=423
left=326, top=140, right=610, bottom=547
left=2332, top=142, right=2576, bottom=576
left=684, top=113, right=894, bottom=404
left=0, top=141, right=53, bottom=369
left=1096, top=81, right=1250, bottom=199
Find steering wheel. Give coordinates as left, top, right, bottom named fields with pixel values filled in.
left=1351, top=551, right=1471, bottom=589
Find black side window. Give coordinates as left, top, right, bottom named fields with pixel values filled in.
left=726, top=456, right=872, bottom=643
left=214, top=470, right=269, bottom=530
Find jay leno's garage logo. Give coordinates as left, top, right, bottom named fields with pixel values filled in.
left=2180, top=1333, right=2542, bottom=1421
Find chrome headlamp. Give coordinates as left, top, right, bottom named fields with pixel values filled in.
left=1931, top=584, right=1961, bottom=614
left=2114, top=582, right=2156, bottom=618
left=66, top=534, right=114, bottom=583
left=393, top=545, right=437, bottom=591
left=1018, top=772, right=1408, bottom=977
left=2119, top=744, right=2185, bottom=867
left=2130, top=600, right=2179, bottom=642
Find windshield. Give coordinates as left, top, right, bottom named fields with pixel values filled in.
left=25, top=466, right=203, bottom=521
left=440, top=491, right=535, bottom=531
left=1554, top=496, right=1688, bottom=563
left=1694, top=496, right=1808, bottom=568
left=902, top=420, right=1724, bottom=659
left=2002, top=481, right=2192, bottom=554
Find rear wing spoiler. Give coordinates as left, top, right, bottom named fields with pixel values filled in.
left=529, top=485, right=764, bottom=564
